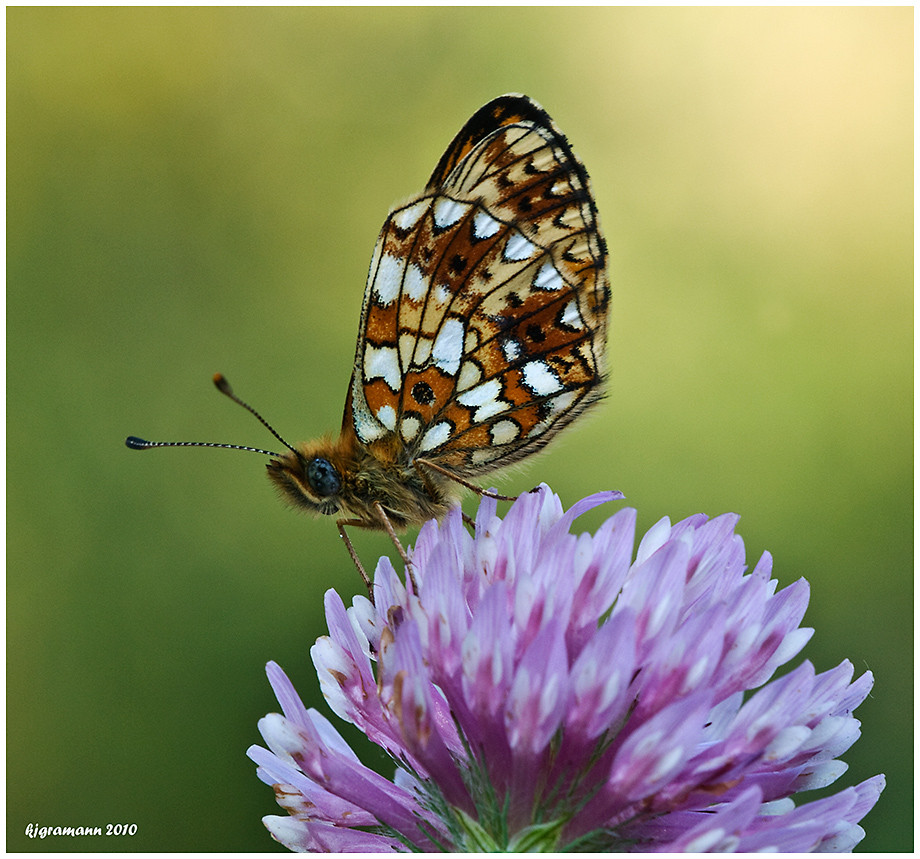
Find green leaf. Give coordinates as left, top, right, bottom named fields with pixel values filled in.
left=506, top=819, right=565, bottom=853
left=455, top=808, right=502, bottom=852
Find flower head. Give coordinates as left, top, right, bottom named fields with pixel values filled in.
left=248, top=485, right=883, bottom=852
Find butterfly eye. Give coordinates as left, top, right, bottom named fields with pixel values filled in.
left=307, top=457, right=342, bottom=497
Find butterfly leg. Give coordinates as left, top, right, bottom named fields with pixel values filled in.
left=372, top=502, right=419, bottom=594
left=337, top=504, right=419, bottom=600
left=336, top=519, right=374, bottom=599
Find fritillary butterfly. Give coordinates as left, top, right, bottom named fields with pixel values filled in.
left=128, top=94, right=609, bottom=593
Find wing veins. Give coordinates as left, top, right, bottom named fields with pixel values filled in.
left=446, top=124, right=539, bottom=190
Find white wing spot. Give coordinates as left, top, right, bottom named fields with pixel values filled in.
left=413, top=335, right=433, bottom=366
left=373, top=254, right=403, bottom=306
left=457, top=378, right=501, bottom=408
left=457, top=379, right=509, bottom=422
left=473, top=209, right=502, bottom=239
left=351, top=381, right=387, bottom=444
left=420, top=421, right=452, bottom=452
left=404, top=262, right=428, bottom=301
left=504, top=231, right=537, bottom=262
left=522, top=360, right=563, bottom=396
left=551, top=180, right=571, bottom=197
left=549, top=390, right=578, bottom=414
left=490, top=420, right=520, bottom=445
left=393, top=199, right=430, bottom=231
left=364, top=344, right=402, bottom=391
left=432, top=318, right=464, bottom=375
left=400, top=416, right=421, bottom=442
left=399, top=332, right=416, bottom=369
left=456, top=360, right=482, bottom=392
left=527, top=389, right=579, bottom=438
left=560, top=299, right=584, bottom=329
left=433, top=198, right=471, bottom=229
left=502, top=337, right=522, bottom=362
left=475, top=399, right=509, bottom=422
left=376, top=404, right=396, bottom=430
left=534, top=260, right=564, bottom=291
left=354, top=412, right=386, bottom=443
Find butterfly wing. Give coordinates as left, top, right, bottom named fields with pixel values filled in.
left=349, top=94, right=609, bottom=476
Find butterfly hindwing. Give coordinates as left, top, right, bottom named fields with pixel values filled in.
left=349, top=94, right=609, bottom=477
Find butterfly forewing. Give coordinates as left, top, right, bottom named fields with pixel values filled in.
left=350, top=94, right=609, bottom=480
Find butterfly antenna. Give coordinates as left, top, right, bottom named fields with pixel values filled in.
left=125, top=436, right=281, bottom=456
left=124, top=373, right=298, bottom=457
left=210, top=373, right=298, bottom=453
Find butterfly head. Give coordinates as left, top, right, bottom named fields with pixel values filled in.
left=267, top=439, right=350, bottom=518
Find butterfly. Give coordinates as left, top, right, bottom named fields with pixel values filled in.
left=128, top=94, right=609, bottom=594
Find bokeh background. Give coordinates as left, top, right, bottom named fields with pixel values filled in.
left=8, top=7, right=911, bottom=852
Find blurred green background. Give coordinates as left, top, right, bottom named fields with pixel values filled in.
left=8, top=7, right=911, bottom=852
